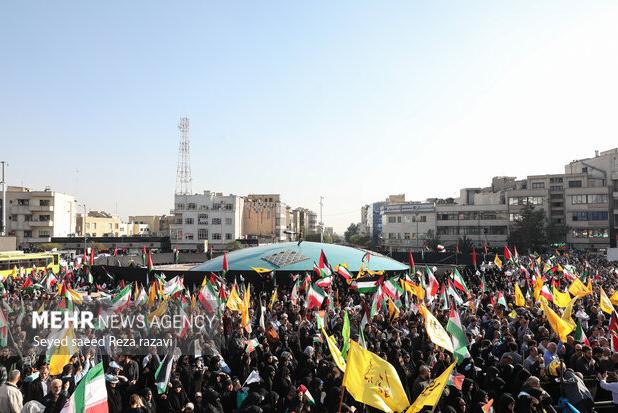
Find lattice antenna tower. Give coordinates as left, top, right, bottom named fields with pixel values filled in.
left=175, top=117, right=192, bottom=195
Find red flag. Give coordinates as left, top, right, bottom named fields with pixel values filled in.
left=503, top=245, right=512, bottom=261
left=471, top=246, right=477, bottom=268
left=22, top=277, right=33, bottom=289
left=210, top=272, right=217, bottom=285
left=147, top=249, right=153, bottom=271
left=484, top=243, right=489, bottom=255
left=408, top=251, right=415, bottom=272
left=89, top=248, right=95, bottom=266
left=222, top=251, right=229, bottom=272
left=113, top=247, right=118, bottom=257
left=82, top=249, right=87, bottom=267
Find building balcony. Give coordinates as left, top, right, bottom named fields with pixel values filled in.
left=10, top=205, right=30, bottom=214
left=30, top=220, right=53, bottom=226
left=30, top=205, right=54, bottom=212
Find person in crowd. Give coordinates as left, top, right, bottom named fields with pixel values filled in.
left=0, top=369, right=23, bottom=413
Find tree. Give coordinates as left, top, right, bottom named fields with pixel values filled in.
left=507, top=205, right=548, bottom=252
left=424, top=229, right=441, bottom=251
left=226, top=241, right=243, bottom=251
left=546, top=221, right=569, bottom=245
left=350, top=234, right=371, bottom=248
left=457, top=236, right=474, bottom=254
left=304, top=233, right=333, bottom=243
left=344, top=223, right=360, bottom=243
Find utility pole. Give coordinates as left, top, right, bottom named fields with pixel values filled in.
left=319, top=196, right=324, bottom=243
left=0, top=161, right=6, bottom=237
left=80, top=203, right=87, bottom=254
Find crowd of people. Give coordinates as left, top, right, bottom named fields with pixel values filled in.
left=0, top=248, right=616, bottom=413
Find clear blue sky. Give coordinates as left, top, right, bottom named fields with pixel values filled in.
left=2, top=1, right=617, bottom=232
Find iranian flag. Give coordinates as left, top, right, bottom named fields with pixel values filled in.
left=164, top=276, right=184, bottom=297
left=135, top=286, right=147, bottom=306
left=574, top=319, right=589, bottom=345
left=382, top=277, right=403, bottom=300
left=426, top=266, right=440, bottom=301
left=336, top=265, right=352, bottom=282
left=306, top=283, right=326, bottom=310
left=60, top=362, right=107, bottom=413
left=297, top=384, right=315, bottom=405
left=316, top=276, right=332, bottom=289
left=198, top=282, right=219, bottom=313
left=540, top=285, right=554, bottom=302
left=290, top=280, right=300, bottom=305
left=369, top=285, right=384, bottom=318
left=110, top=284, right=132, bottom=313
left=447, top=279, right=464, bottom=306
left=446, top=307, right=471, bottom=364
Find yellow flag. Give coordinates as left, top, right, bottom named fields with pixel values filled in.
left=322, top=328, right=346, bottom=372
left=268, top=288, right=278, bottom=310
left=587, top=277, right=592, bottom=293
left=514, top=284, right=525, bottom=307
left=148, top=299, right=168, bottom=323
left=250, top=267, right=272, bottom=274
left=508, top=310, right=517, bottom=319
left=226, top=283, right=243, bottom=312
left=599, top=288, right=615, bottom=315
left=241, top=284, right=251, bottom=329
left=419, top=305, right=454, bottom=353
left=388, top=298, right=400, bottom=320
left=406, top=362, right=456, bottom=413
left=540, top=299, right=573, bottom=342
left=561, top=296, right=578, bottom=329
left=533, top=277, right=543, bottom=302
left=568, top=278, right=591, bottom=298
left=611, top=290, right=618, bottom=306
left=146, top=282, right=157, bottom=308
left=494, top=254, right=502, bottom=269
left=343, top=341, right=410, bottom=413
left=552, top=287, right=571, bottom=308
left=49, top=327, right=77, bottom=375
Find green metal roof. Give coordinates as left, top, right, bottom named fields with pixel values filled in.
left=191, top=241, right=407, bottom=273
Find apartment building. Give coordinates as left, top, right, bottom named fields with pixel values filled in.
left=76, top=211, right=124, bottom=237
left=242, top=194, right=290, bottom=242
left=170, top=191, right=244, bottom=252
left=381, top=199, right=436, bottom=252
left=0, top=186, right=77, bottom=248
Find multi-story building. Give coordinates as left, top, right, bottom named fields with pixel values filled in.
left=291, top=208, right=318, bottom=237
left=359, top=205, right=370, bottom=235
left=76, top=211, right=124, bottom=237
left=128, top=215, right=172, bottom=236
left=242, top=194, right=289, bottom=243
left=381, top=200, right=436, bottom=252
left=170, top=191, right=244, bottom=252
left=0, top=186, right=77, bottom=248
left=367, top=201, right=385, bottom=246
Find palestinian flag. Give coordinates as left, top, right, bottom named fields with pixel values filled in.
left=198, top=282, right=219, bottom=313
left=353, top=279, right=378, bottom=294
left=503, top=245, right=512, bottom=262
left=439, top=283, right=449, bottom=311
left=318, top=250, right=331, bottom=276
left=155, top=347, right=176, bottom=394
left=447, top=280, right=464, bottom=306
left=147, top=250, right=154, bottom=272
left=306, top=283, right=326, bottom=310
left=497, top=291, right=507, bottom=308
left=336, top=265, right=352, bottom=282
left=448, top=372, right=465, bottom=390
left=297, top=384, right=315, bottom=405
left=245, top=338, right=260, bottom=354
left=59, top=362, right=107, bottom=413
left=480, top=275, right=487, bottom=293
left=451, top=269, right=469, bottom=294
left=446, top=307, right=471, bottom=364
left=142, top=246, right=147, bottom=266
left=408, top=251, right=415, bottom=273
left=574, top=319, right=589, bottom=345
left=110, top=284, right=132, bottom=313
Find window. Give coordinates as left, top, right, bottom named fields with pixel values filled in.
left=225, top=233, right=233, bottom=240
left=39, top=215, right=51, bottom=221
left=404, top=233, right=410, bottom=240
left=39, top=229, right=51, bottom=237
left=24, top=215, right=32, bottom=222
left=185, top=218, right=194, bottom=225
left=225, top=203, right=234, bottom=210
left=420, top=215, right=427, bottom=222
left=187, top=203, right=196, bottom=210
left=175, top=218, right=182, bottom=225
left=212, top=233, right=221, bottom=240
left=17, top=199, right=29, bottom=206
left=115, top=223, right=119, bottom=229
left=387, top=216, right=396, bottom=223
left=92, top=223, right=97, bottom=229
left=388, top=233, right=396, bottom=239
left=551, top=202, right=563, bottom=208
left=568, top=180, right=582, bottom=188
left=510, top=213, right=522, bottom=221
left=573, top=211, right=608, bottom=221
left=571, top=195, right=587, bottom=204
left=40, top=200, right=50, bottom=206
left=550, top=177, right=563, bottom=183
left=184, top=233, right=194, bottom=240
left=175, top=203, right=185, bottom=210
left=212, top=218, right=221, bottom=225
left=550, top=185, right=563, bottom=191
left=550, top=193, right=563, bottom=199
left=198, top=229, right=208, bottom=240
left=225, top=218, right=233, bottom=225
left=587, top=194, right=608, bottom=204
left=396, top=216, right=402, bottom=223
left=24, top=230, right=32, bottom=237
left=571, top=228, right=608, bottom=238
left=532, top=182, right=545, bottom=189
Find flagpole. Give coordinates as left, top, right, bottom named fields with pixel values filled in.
left=337, top=385, right=345, bottom=413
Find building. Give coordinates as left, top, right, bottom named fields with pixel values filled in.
left=242, top=194, right=289, bottom=243
left=170, top=191, right=244, bottom=252
left=381, top=200, right=436, bottom=252
left=76, top=211, right=124, bottom=237
left=0, top=186, right=77, bottom=248
left=367, top=201, right=385, bottom=246
left=291, top=208, right=318, bottom=237
left=128, top=215, right=172, bottom=236
left=359, top=205, right=370, bottom=235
